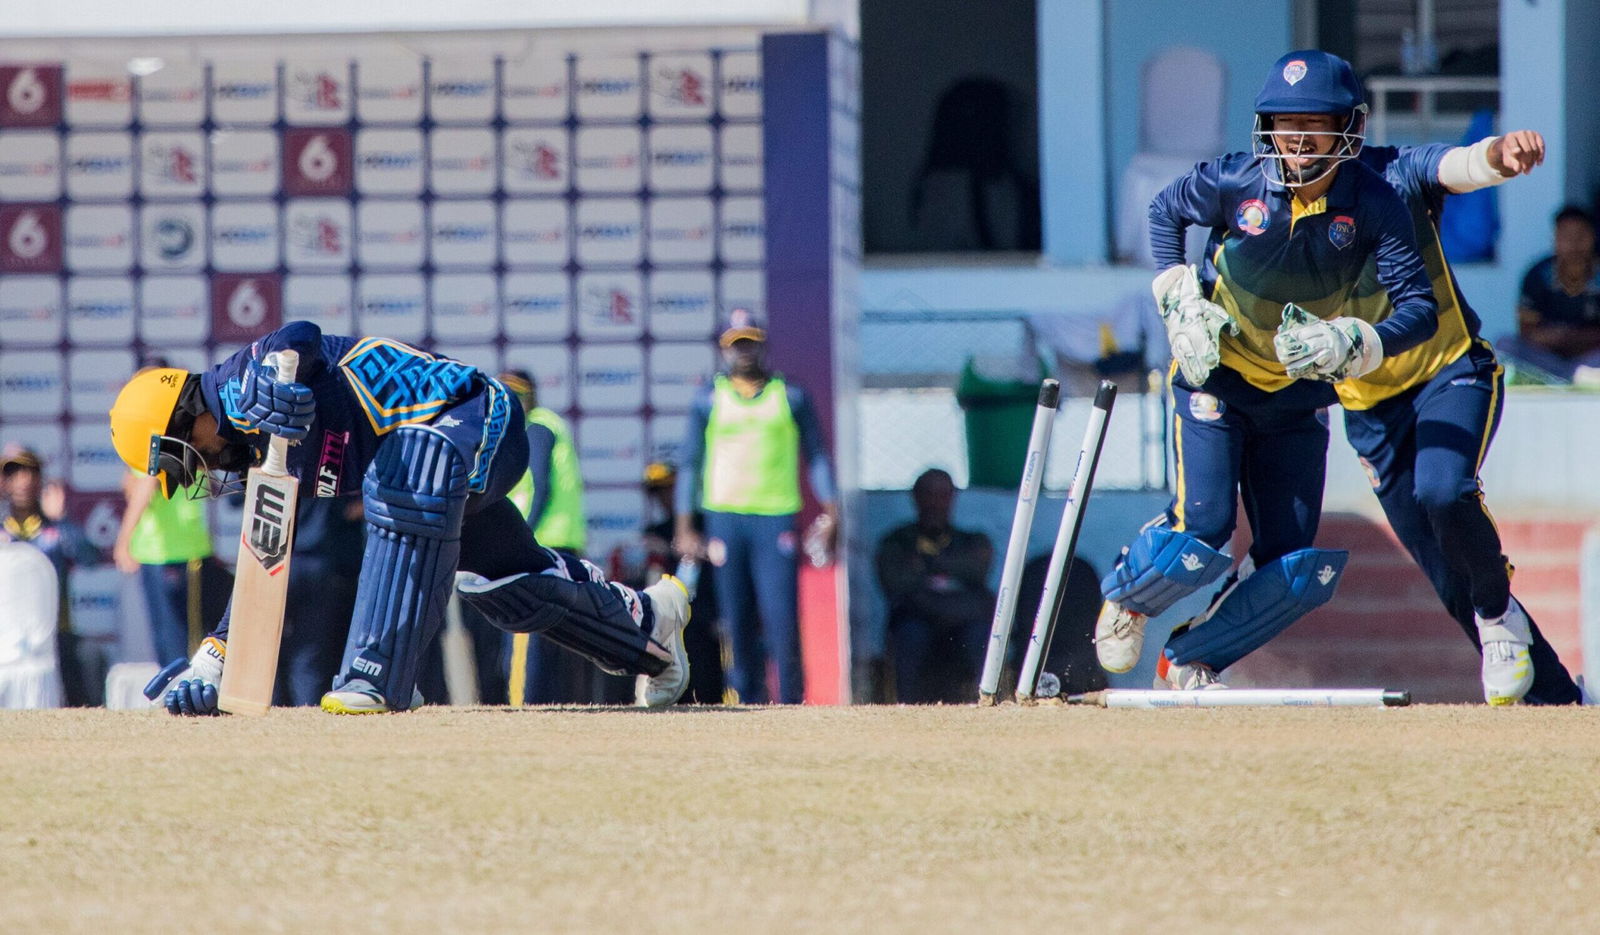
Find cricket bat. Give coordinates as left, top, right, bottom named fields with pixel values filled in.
left=217, top=349, right=301, bottom=716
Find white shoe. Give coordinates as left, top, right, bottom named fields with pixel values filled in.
left=319, top=678, right=423, bottom=715
left=1094, top=600, right=1147, bottom=673
left=1477, top=597, right=1534, bottom=706
left=1155, top=656, right=1226, bottom=690
left=636, top=575, right=691, bottom=708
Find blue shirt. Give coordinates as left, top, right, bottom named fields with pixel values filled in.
left=1150, top=152, right=1438, bottom=394
left=1519, top=255, right=1600, bottom=327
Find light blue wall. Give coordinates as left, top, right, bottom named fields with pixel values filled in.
left=1038, top=0, right=1106, bottom=264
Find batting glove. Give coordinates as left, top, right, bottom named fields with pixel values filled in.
left=238, top=359, right=315, bottom=439
left=143, top=637, right=227, bottom=717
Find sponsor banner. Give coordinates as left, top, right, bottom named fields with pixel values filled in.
left=502, top=56, right=568, bottom=123
left=210, top=273, right=282, bottom=343
left=648, top=414, right=689, bottom=468
left=574, top=56, right=641, bottom=121
left=140, top=203, right=206, bottom=271
left=137, top=63, right=205, bottom=126
left=69, top=493, right=125, bottom=552
left=67, top=421, right=125, bottom=495
left=355, top=127, right=425, bottom=195
left=0, top=204, right=62, bottom=273
left=0, top=349, right=64, bottom=417
left=357, top=199, right=426, bottom=269
left=68, top=566, right=124, bottom=636
left=648, top=53, right=713, bottom=121
left=283, top=127, right=353, bottom=197
left=583, top=485, right=646, bottom=562
left=501, top=271, right=570, bottom=340
left=284, top=60, right=351, bottom=125
left=284, top=198, right=353, bottom=270
left=64, top=132, right=134, bottom=200
left=576, top=343, right=645, bottom=412
left=647, top=124, right=714, bottom=192
left=355, top=57, right=424, bottom=124
left=140, top=130, right=206, bottom=198
left=430, top=272, right=499, bottom=342
left=719, top=51, right=762, bottom=119
left=0, top=276, right=63, bottom=345
left=428, top=59, right=496, bottom=124
left=575, top=271, right=644, bottom=340
left=576, top=415, right=645, bottom=485
left=0, top=66, right=62, bottom=127
left=356, top=273, right=427, bottom=343
left=502, top=343, right=572, bottom=411
left=574, top=197, right=643, bottom=267
left=720, top=123, right=762, bottom=191
left=210, top=201, right=279, bottom=271
left=430, top=199, right=497, bottom=268
left=648, top=197, right=714, bottom=266
left=501, top=127, right=567, bottom=195
left=67, top=277, right=135, bottom=345
left=210, top=61, right=278, bottom=125
left=501, top=198, right=568, bottom=266
left=647, top=269, right=716, bottom=338
left=719, top=267, right=765, bottom=322
left=64, top=204, right=134, bottom=272
left=67, top=347, right=135, bottom=417
left=429, top=127, right=496, bottom=195
left=284, top=274, right=353, bottom=334
left=648, top=342, right=715, bottom=412
left=432, top=342, right=498, bottom=374
left=719, top=196, right=765, bottom=264
left=573, top=126, right=641, bottom=193
left=64, top=62, right=133, bottom=127
left=139, top=276, right=210, bottom=345
left=0, top=131, right=61, bottom=201
left=209, top=128, right=279, bottom=197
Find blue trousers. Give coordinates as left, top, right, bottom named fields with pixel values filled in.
left=140, top=561, right=195, bottom=666
left=705, top=510, right=803, bottom=704
left=1343, top=344, right=1581, bottom=705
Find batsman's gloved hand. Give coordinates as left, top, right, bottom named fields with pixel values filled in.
left=1273, top=304, right=1385, bottom=383
left=143, top=636, right=228, bottom=717
left=238, top=358, right=315, bottom=440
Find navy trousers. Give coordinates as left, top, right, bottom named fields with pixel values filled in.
left=704, top=510, right=803, bottom=704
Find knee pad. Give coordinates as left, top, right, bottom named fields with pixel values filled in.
left=339, top=427, right=469, bottom=707
left=456, top=570, right=666, bottom=677
left=1101, top=527, right=1231, bottom=616
left=1164, top=547, right=1348, bottom=672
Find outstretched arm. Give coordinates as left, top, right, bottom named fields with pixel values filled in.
left=1438, top=130, right=1544, bottom=194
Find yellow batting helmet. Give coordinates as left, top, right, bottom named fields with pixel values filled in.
left=108, top=367, right=188, bottom=498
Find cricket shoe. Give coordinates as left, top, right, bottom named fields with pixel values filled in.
left=1155, top=655, right=1226, bottom=691
left=1094, top=600, right=1147, bottom=673
left=320, top=679, right=425, bottom=715
left=636, top=575, right=692, bottom=708
left=1477, top=597, right=1534, bottom=706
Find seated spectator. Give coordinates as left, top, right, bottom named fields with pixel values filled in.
left=874, top=469, right=995, bottom=703
left=1013, top=553, right=1107, bottom=697
left=1498, top=205, right=1600, bottom=383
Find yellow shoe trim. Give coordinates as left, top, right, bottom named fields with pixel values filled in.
left=319, top=695, right=391, bottom=715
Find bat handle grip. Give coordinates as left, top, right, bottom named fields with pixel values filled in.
left=261, top=349, right=300, bottom=478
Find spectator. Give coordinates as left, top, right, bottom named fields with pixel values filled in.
left=874, top=468, right=994, bottom=703
left=1499, top=205, right=1600, bottom=383
left=675, top=309, right=838, bottom=704
left=0, top=445, right=104, bottom=705
left=1014, top=552, right=1107, bottom=697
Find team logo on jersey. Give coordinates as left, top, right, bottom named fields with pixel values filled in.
left=1188, top=391, right=1224, bottom=422
left=1328, top=215, right=1357, bottom=250
left=1282, top=60, right=1308, bottom=86
left=1236, top=199, right=1269, bottom=235
left=1358, top=456, right=1381, bottom=490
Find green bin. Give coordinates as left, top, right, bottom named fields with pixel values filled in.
left=955, top=354, right=1048, bottom=488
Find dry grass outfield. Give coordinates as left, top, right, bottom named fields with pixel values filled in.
left=2, top=705, right=1597, bottom=934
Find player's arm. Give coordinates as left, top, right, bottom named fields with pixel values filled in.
left=1147, top=161, right=1238, bottom=384
left=113, top=471, right=157, bottom=573
left=524, top=422, right=556, bottom=529
left=1437, top=130, right=1544, bottom=194
left=672, top=389, right=712, bottom=558
left=214, top=325, right=319, bottom=440
left=789, top=384, right=839, bottom=552
left=1148, top=160, right=1228, bottom=268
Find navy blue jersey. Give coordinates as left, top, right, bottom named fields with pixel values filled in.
left=1519, top=255, right=1600, bottom=327
left=1150, top=152, right=1438, bottom=394
left=198, top=321, right=512, bottom=498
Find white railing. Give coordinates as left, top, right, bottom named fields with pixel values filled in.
left=1366, top=75, right=1500, bottom=144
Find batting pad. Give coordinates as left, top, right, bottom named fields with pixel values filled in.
left=1164, top=547, right=1348, bottom=672
left=1101, top=527, right=1231, bottom=616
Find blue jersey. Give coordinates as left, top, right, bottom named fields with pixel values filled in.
left=1150, top=152, right=1438, bottom=394
left=1328, top=144, right=1481, bottom=409
left=198, top=321, right=512, bottom=498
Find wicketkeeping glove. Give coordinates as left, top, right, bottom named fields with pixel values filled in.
left=143, top=636, right=227, bottom=716
left=1273, top=304, right=1384, bottom=382
left=237, top=358, right=315, bottom=439
left=1152, top=265, right=1237, bottom=387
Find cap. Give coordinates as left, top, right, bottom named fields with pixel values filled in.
left=718, top=307, right=766, bottom=348
left=643, top=461, right=676, bottom=488
left=498, top=370, right=534, bottom=397
left=0, top=444, right=42, bottom=474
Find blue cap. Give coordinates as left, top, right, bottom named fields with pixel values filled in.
left=1255, top=50, right=1363, bottom=115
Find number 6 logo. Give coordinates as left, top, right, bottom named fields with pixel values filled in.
left=9, top=211, right=46, bottom=259
left=229, top=279, right=267, bottom=328
left=299, top=134, right=336, bottom=183
left=7, top=67, right=44, bottom=115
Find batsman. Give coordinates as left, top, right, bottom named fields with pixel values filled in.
left=109, top=320, right=690, bottom=715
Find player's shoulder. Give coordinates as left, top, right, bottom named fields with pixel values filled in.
left=1195, top=151, right=1260, bottom=185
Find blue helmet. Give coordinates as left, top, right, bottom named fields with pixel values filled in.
left=1252, top=50, right=1367, bottom=188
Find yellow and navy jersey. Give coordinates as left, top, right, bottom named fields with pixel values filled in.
left=1332, top=144, right=1478, bottom=410
left=200, top=320, right=510, bottom=497
left=1150, top=152, right=1439, bottom=394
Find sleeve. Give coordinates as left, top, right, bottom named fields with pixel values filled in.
left=524, top=423, right=556, bottom=528
left=253, top=320, right=328, bottom=380
left=1396, top=143, right=1452, bottom=201
left=673, top=387, right=713, bottom=516
left=1148, top=159, right=1229, bottom=268
left=788, top=384, right=837, bottom=505
left=874, top=527, right=922, bottom=608
left=1368, top=187, right=1441, bottom=356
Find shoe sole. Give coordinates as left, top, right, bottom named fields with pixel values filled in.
left=319, top=695, right=393, bottom=715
